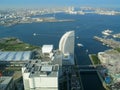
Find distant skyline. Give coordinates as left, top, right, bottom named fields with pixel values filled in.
left=0, top=0, right=120, bottom=9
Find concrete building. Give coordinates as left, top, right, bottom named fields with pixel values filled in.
left=42, top=45, right=53, bottom=58
left=0, top=76, right=14, bottom=90
left=22, top=31, right=75, bottom=90
left=98, top=49, right=120, bottom=83
left=22, top=60, right=59, bottom=90
left=22, top=46, right=63, bottom=90
left=22, top=49, right=63, bottom=90
left=59, top=31, right=75, bottom=65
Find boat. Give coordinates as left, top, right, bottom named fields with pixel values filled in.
left=33, top=33, right=36, bottom=36
left=76, top=36, right=79, bottom=39
left=113, top=33, right=120, bottom=38
left=77, top=43, right=83, bottom=47
left=86, top=49, right=88, bottom=53
left=102, top=43, right=105, bottom=45
left=102, top=29, right=113, bottom=36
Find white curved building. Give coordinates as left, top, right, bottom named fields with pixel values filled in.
left=59, top=31, right=75, bottom=65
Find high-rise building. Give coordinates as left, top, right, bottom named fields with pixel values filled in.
left=59, top=31, right=75, bottom=65
left=22, top=60, right=59, bottom=90
left=22, top=31, right=75, bottom=90
left=22, top=43, right=63, bottom=90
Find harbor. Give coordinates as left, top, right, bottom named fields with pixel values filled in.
left=94, top=36, right=120, bottom=50
left=0, top=11, right=120, bottom=90
left=89, top=54, right=110, bottom=90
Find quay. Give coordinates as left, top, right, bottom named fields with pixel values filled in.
left=94, top=36, right=120, bottom=49
left=89, top=54, right=110, bottom=90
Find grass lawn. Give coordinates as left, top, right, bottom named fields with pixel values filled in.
left=90, top=54, right=101, bottom=65
left=114, top=48, right=120, bottom=52
left=0, top=37, right=40, bottom=51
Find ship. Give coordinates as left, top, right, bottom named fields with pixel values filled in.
left=77, top=43, right=83, bottom=47
left=76, top=36, right=79, bottom=39
left=33, top=33, right=36, bottom=36
left=102, top=29, right=113, bottom=36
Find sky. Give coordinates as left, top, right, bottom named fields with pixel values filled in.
left=0, top=0, right=120, bottom=9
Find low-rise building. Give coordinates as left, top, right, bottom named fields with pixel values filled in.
left=0, top=76, right=14, bottom=90
left=0, top=51, right=33, bottom=61
left=98, top=49, right=120, bottom=83
left=0, top=51, right=33, bottom=66
left=42, top=45, right=53, bottom=58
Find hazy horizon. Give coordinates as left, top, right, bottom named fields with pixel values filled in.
left=0, top=0, right=120, bottom=9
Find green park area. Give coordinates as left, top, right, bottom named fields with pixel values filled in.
left=89, top=54, right=101, bottom=65
left=0, top=37, right=40, bottom=51
left=114, top=48, right=120, bottom=52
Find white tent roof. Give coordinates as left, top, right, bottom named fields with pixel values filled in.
left=0, top=51, right=32, bottom=61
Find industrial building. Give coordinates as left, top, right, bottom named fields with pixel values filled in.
left=59, top=31, right=75, bottom=65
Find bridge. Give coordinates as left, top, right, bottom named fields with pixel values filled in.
left=66, top=64, right=104, bottom=72
left=63, top=64, right=104, bottom=72
left=75, top=64, right=103, bottom=68
left=77, top=65, right=103, bottom=72
left=78, top=68, right=102, bottom=72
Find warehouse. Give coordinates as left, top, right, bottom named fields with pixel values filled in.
left=0, top=51, right=34, bottom=66
left=0, top=51, right=32, bottom=61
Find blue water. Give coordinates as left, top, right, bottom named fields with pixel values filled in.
left=0, top=13, right=120, bottom=90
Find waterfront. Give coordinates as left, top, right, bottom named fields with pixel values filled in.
left=0, top=13, right=120, bottom=89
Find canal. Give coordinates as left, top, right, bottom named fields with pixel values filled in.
left=75, top=46, right=106, bottom=90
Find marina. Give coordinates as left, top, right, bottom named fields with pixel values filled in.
left=0, top=12, right=120, bottom=90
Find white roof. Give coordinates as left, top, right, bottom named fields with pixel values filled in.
left=0, top=51, right=32, bottom=61
left=41, top=66, right=52, bottom=72
left=42, top=45, right=53, bottom=53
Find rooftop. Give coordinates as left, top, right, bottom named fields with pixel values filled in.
left=0, top=76, right=13, bottom=90
left=42, top=45, right=53, bottom=53
left=0, top=51, right=32, bottom=61
left=41, top=66, right=52, bottom=72
left=23, top=60, right=59, bottom=77
left=98, top=49, right=120, bottom=83
left=98, top=49, right=120, bottom=62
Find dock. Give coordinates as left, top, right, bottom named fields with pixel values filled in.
left=89, top=54, right=110, bottom=90
left=94, top=36, right=120, bottom=49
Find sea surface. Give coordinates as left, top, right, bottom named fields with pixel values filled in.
left=0, top=13, right=120, bottom=90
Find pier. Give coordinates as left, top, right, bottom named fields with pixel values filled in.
left=94, top=36, right=120, bottom=49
